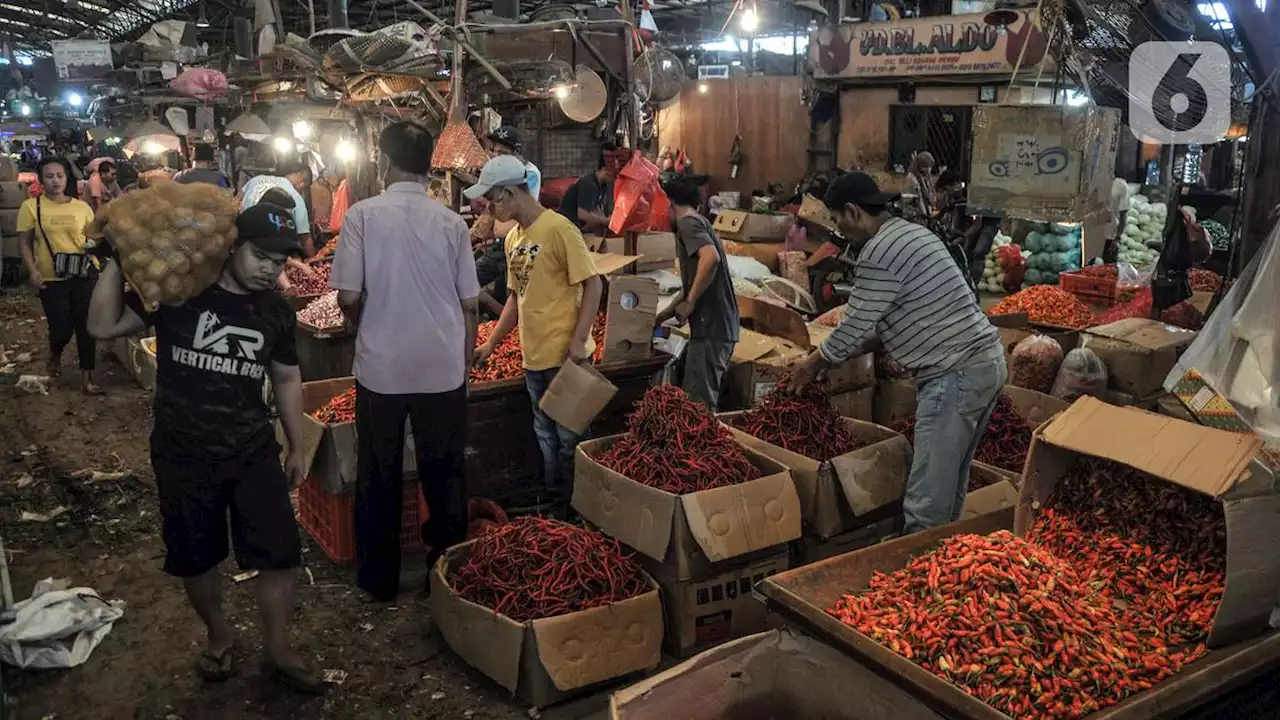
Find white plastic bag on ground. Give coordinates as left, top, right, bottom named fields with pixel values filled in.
left=1052, top=348, right=1108, bottom=402
left=1165, top=222, right=1279, bottom=448
left=0, top=578, right=125, bottom=669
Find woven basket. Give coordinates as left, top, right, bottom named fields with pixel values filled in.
left=431, top=122, right=490, bottom=173
left=346, top=73, right=427, bottom=102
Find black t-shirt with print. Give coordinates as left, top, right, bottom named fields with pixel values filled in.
left=128, top=285, right=297, bottom=462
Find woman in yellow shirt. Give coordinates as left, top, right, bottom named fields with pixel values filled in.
left=18, top=157, right=101, bottom=394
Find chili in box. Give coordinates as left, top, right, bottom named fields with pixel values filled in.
left=970, top=386, right=1069, bottom=483
left=294, top=376, right=414, bottom=494
left=1016, top=396, right=1278, bottom=648
left=430, top=541, right=664, bottom=708
left=719, top=413, right=910, bottom=540
left=572, top=436, right=802, bottom=582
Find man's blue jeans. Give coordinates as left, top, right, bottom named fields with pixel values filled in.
left=525, top=367, right=585, bottom=491
left=905, top=354, right=1008, bottom=534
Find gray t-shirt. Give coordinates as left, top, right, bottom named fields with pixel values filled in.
left=676, top=214, right=739, bottom=342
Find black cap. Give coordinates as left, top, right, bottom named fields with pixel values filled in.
left=236, top=203, right=304, bottom=256
left=487, top=125, right=523, bottom=151
left=824, top=172, right=900, bottom=212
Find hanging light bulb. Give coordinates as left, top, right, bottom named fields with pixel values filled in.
left=196, top=0, right=210, bottom=27
left=335, top=139, right=357, bottom=162
left=740, top=5, right=759, bottom=32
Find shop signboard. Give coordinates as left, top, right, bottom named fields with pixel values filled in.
left=809, top=10, right=1051, bottom=79
left=51, top=40, right=114, bottom=80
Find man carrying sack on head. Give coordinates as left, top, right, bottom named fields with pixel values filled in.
left=467, top=155, right=603, bottom=497
left=786, top=172, right=1006, bottom=536
left=87, top=203, right=325, bottom=694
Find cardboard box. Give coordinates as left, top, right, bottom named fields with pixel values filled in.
left=873, top=377, right=917, bottom=427
left=1083, top=318, right=1198, bottom=396
left=602, top=276, right=658, bottom=364
left=973, top=385, right=1070, bottom=481
left=431, top=541, right=664, bottom=707
left=610, top=629, right=947, bottom=720
left=961, top=477, right=1020, bottom=521
left=797, top=193, right=839, bottom=233
left=1169, top=369, right=1280, bottom=471
left=721, top=414, right=910, bottom=539
left=298, top=377, right=412, bottom=494
left=539, top=361, right=618, bottom=435
left=829, top=386, right=873, bottom=421
left=1016, top=396, right=1277, bottom=647
left=790, top=513, right=902, bottom=566
left=646, top=549, right=789, bottom=658
left=597, top=233, right=678, bottom=273
left=0, top=208, right=17, bottom=236
left=712, top=210, right=793, bottom=244
left=722, top=298, right=815, bottom=408
left=968, top=104, right=1120, bottom=222
left=573, top=436, right=802, bottom=581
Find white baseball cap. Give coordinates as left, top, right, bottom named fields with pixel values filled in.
left=464, top=155, right=528, bottom=200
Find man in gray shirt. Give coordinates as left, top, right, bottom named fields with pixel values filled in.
left=656, top=179, right=739, bottom=409
left=788, top=172, right=1006, bottom=535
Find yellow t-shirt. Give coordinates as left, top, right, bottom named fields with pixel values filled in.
left=506, top=211, right=600, bottom=371
left=16, top=196, right=95, bottom=283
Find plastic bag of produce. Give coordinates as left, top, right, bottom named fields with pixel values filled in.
left=1051, top=348, right=1108, bottom=402
left=1009, top=335, right=1064, bottom=394
left=95, top=181, right=238, bottom=309
left=996, top=244, right=1025, bottom=290
left=777, top=250, right=808, bottom=288
left=609, top=151, right=670, bottom=235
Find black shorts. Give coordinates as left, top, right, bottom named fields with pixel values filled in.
left=152, top=444, right=301, bottom=578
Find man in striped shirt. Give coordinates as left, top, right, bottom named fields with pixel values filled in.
left=788, top=172, right=1007, bottom=534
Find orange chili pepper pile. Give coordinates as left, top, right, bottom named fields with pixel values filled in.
left=990, top=286, right=1094, bottom=329
left=448, top=516, right=649, bottom=622
left=311, top=234, right=340, bottom=263
left=828, top=458, right=1223, bottom=719
left=1189, top=268, right=1221, bottom=293
left=736, top=379, right=861, bottom=460
left=596, top=385, right=760, bottom=494
left=310, top=387, right=356, bottom=424
left=470, top=316, right=609, bottom=383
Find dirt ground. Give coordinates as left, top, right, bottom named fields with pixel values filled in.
left=0, top=291, right=528, bottom=720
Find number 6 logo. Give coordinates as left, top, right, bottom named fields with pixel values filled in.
left=1129, top=42, right=1230, bottom=144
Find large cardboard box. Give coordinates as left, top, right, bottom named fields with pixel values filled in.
left=298, top=377, right=412, bottom=494
left=573, top=436, right=802, bottom=582
left=431, top=541, right=664, bottom=707
left=645, top=549, right=788, bottom=658
left=1083, top=318, right=1198, bottom=396
left=712, top=210, right=793, bottom=244
left=602, top=276, right=658, bottom=364
left=721, top=414, right=910, bottom=539
left=1016, top=397, right=1278, bottom=647
left=829, top=386, right=873, bottom=421
left=610, top=629, right=946, bottom=720
left=968, top=104, right=1120, bottom=222
left=960, top=477, right=1020, bottom=521
left=790, top=513, right=902, bottom=566
left=873, top=377, right=917, bottom=427
left=597, top=233, right=678, bottom=273
left=973, top=385, right=1070, bottom=481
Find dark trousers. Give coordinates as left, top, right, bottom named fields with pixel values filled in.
left=966, top=224, right=1000, bottom=287
left=39, top=276, right=97, bottom=370
left=354, top=381, right=467, bottom=600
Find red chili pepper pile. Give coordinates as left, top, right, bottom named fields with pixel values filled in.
left=990, top=286, right=1094, bottom=329
left=1091, top=287, right=1204, bottom=330
left=736, top=380, right=860, bottom=460
left=894, top=394, right=1032, bottom=486
left=596, top=385, right=760, bottom=494
left=1028, top=458, right=1224, bottom=651
left=471, top=321, right=525, bottom=382
left=1190, top=268, right=1221, bottom=293
left=448, top=516, right=650, bottom=622
left=284, top=260, right=332, bottom=296
left=1075, top=264, right=1118, bottom=281
left=311, top=387, right=356, bottom=424
left=828, top=530, right=1200, bottom=719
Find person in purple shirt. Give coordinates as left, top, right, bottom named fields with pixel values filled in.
left=330, top=121, right=481, bottom=601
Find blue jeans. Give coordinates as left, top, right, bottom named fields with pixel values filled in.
left=525, top=368, right=585, bottom=490
left=905, top=353, right=1008, bottom=534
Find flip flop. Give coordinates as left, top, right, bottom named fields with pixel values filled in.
left=262, top=658, right=327, bottom=695
left=197, top=647, right=236, bottom=681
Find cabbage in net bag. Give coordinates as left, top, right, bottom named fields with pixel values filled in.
left=1009, top=335, right=1064, bottom=394
left=1051, top=347, right=1108, bottom=402
left=97, top=181, right=239, bottom=309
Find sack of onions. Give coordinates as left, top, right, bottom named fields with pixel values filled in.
left=93, top=181, right=238, bottom=309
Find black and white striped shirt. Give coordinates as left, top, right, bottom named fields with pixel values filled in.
left=819, top=217, right=1001, bottom=381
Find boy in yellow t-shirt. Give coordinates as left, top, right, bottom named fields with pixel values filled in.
left=467, top=156, right=603, bottom=494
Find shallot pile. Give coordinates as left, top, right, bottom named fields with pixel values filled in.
left=298, top=291, right=345, bottom=331
left=285, top=261, right=331, bottom=296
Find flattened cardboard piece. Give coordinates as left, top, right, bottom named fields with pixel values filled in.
left=1016, top=398, right=1278, bottom=647
left=737, top=296, right=810, bottom=350
left=603, top=276, right=658, bottom=363
left=574, top=437, right=680, bottom=564
left=588, top=251, right=642, bottom=276
left=730, top=329, right=776, bottom=364
left=540, top=361, right=618, bottom=435
left=430, top=550, right=526, bottom=693
left=961, top=479, right=1020, bottom=520
left=530, top=584, right=663, bottom=691
left=830, top=434, right=911, bottom=516
left=1039, top=397, right=1257, bottom=497
left=610, top=628, right=948, bottom=720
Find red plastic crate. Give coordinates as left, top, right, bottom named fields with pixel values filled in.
left=1059, top=266, right=1121, bottom=307
left=297, top=474, right=430, bottom=564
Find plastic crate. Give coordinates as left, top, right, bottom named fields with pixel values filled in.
left=297, top=474, right=429, bottom=564
left=1059, top=266, right=1119, bottom=306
